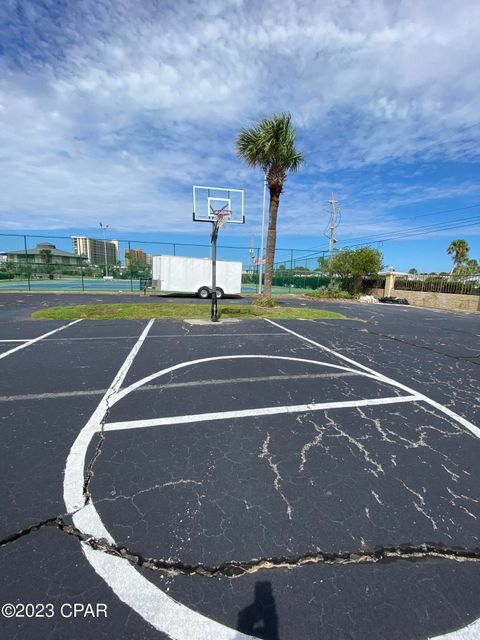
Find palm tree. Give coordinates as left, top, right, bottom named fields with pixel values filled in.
left=39, top=248, right=52, bottom=263
left=466, top=258, right=479, bottom=274
left=39, top=248, right=54, bottom=278
left=456, top=258, right=479, bottom=276
left=236, top=113, right=304, bottom=298
left=447, top=239, right=470, bottom=274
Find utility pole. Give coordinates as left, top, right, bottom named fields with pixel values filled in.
left=328, top=192, right=336, bottom=259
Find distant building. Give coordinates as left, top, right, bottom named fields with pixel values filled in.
left=72, top=236, right=118, bottom=266
left=0, top=242, right=86, bottom=265
left=125, top=248, right=149, bottom=266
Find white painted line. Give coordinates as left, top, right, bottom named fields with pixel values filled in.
left=81, top=545, right=250, bottom=640
left=0, top=319, right=83, bottom=361
left=105, top=395, right=421, bottom=432
left=63, top=351, right=417, bottom=640
left=0, top=371, right=361, bottom=403
left=264, top=319, right=480, bottom=440
left=64, top=324, right=253, bottom=640
left=111, top=354, right=381, bottom=405
left=0, top=339, right=29, bottom=343
left=64, top=319, right=155, bottom=514
left=433, top=618, right=480, bottom=640
left=64, top=355, right=375, bottom=639
left=39, top=332, right=289, bottom=341
left=65, top=346, right=478, bottom=640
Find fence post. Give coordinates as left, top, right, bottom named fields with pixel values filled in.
left=127, top=241, right=133, bottom=292
left=385, top=272, right=396, bottom=296
left=173, top=244, right=176, bottom=256
left=23, top=235, right=31, bottom=292
left=288, top=250, right=294, bottom=293
left=80, top=262, right=85, bottom=291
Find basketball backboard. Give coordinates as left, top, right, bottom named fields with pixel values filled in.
left=192, top=186, right=245, bottom=224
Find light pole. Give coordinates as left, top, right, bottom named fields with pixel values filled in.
left=258, top=174, right=267, bottom=294
left=99, top=222, right=109, bottom=277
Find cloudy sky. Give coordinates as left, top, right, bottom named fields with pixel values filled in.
left=0, top=0, right=479, bottom=270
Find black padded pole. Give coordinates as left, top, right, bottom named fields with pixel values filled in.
left=211, top=221, right=219, bottom=322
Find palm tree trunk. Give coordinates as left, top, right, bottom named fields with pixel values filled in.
left=263, top=185, right=281, bottom=298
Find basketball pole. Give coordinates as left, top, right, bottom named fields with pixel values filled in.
left=211, top=221, right=219, bottom=322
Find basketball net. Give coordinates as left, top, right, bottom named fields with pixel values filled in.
left=212, top=209, right=232, bottom=230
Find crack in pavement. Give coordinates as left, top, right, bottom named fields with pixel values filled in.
left=1, top=517, right=479, bottom=578
left=356, top=328, right=480, bottom=363
left=258, top=432, right=293, bottom=520
left=82, top=397, right=112, bottom=505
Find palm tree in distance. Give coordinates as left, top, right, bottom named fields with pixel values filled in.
left=236, top=113, right=304, bottom=298
left=447, top=239, right=470, bottom=274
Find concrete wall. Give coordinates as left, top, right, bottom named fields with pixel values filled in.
left=390, top=289, right=480, bottom=312
left=368, top=284, right=480, bottom=312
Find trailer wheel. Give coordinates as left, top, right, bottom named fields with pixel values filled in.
left=215, top=288, right=224, bottom=299
left=197, top=287, right=210, bottom=299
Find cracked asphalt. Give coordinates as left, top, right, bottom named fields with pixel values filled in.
left=0, top=293, right=479, bottom=640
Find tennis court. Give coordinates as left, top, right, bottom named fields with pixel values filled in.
left=0, top=278, right=313, bottom=295
left=0, top=277, right=142, bottom=292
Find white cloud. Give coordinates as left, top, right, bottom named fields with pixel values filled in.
left=0, top=0, right=479, bottom=238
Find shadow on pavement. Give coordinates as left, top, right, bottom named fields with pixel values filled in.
left=237, top=581, right=279, bottom=639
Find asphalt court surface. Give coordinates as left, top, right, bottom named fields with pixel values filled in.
left=0, top=297, right=479, bottom=639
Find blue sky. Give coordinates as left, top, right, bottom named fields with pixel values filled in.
left=0, top=0, right=479, bottom=272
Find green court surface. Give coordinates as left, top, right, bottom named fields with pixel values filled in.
left=0, top=277, right=141, bottom=292
left=0, top=279, right=315, bottom=295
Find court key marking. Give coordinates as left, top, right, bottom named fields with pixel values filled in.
left=63, top=320, right=480, bottom=640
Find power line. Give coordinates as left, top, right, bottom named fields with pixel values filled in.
left=340, top=214, right=480, bottom=245
left=378, top=202, right=480, bottom=224
left=302, top=215, right=480, bottom=259
left=339, top=215, right=480, bottom=247
left=306, top=202, right=480, bottom=252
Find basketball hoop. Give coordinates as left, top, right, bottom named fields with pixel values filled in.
left=191, top=185, right=245, bottom=323
left=211, top=209, right=232, bottom=230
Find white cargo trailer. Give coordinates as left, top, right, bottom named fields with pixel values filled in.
left=152, top=255, right=242, bottom=298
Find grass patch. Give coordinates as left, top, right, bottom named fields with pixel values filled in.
left=252, top=296, right=279, bottom=307
left=32, top=303, right=346, bottom=321
left=304, top=289, right=353, bottom=299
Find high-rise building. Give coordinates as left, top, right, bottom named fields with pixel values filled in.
left=72, top=236, right=118, bottom=266
left=125, top=248, right=149, bottom=266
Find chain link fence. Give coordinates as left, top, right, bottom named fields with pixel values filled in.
left=0, top=232, right=331, bottom=294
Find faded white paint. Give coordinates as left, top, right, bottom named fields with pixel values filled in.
left=265, top=319, right=480, bottom=440
left=0, top=319, right=82, bottom=360
left=63, top=322, right=480, bottom=640
left=105, top=395, right=420, bottom=432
